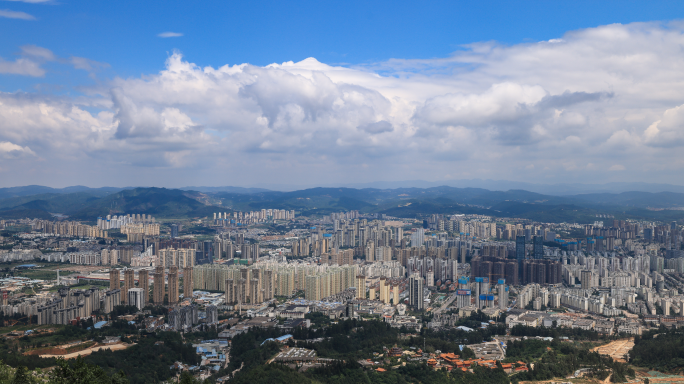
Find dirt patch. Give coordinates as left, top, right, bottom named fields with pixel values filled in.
left=26, top=340, right=96, bottom=356
left=39, top=342, right=134, bottom=359
left=591, top=338, right=634, bottom=363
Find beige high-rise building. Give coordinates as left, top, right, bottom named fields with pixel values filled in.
left=109, top=269, right=119, bottom=291
left=392, top=285, right=399, bottom=305
left=183, top=267, right=193, bottom=300
left=251, top=269, right=263, bottom=303
left=158, top=248, right=195, bottom=269
left=369, top=287, right=376, bottom=300
left=110, top=249, right=118, bottom=266
left=123, top=269, right=135, bottom=304
left=379, top=277, right=391, bottom=304
left=153, top=266, right=164, bottom=305
left=356, top=275, right=366, bottom=299
left=138, top=269, right=149, bottom=307
left=168, top=266, right=179, bottom=305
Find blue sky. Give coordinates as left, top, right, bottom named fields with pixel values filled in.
left=3, top=0, right=684, bottom=188
left=4, top=0, right=684, bottom=92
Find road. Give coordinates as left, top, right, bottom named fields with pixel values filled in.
left=432, top=292, right=457, bottom=314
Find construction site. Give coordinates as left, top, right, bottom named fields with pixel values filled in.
left=591, top=338, right=635, bottom=363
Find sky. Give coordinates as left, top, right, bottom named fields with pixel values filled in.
left=3, top=0, right=684, bottom=188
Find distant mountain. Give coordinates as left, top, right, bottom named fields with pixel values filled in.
left=566, top=191, right=684, bottom=208
left=0, top=185, right=124, bottom=200
left=66, top=188, right=222, bottom=220
left=3, top=184, right=684, bottom=223
left=0, top=187, right=224, bottom=221
left=180, top=186, right=271, bottom=194
left=331, top=179, right=684, bottom=195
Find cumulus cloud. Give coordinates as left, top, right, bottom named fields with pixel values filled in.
left=0, top=141, right=35, bottom=158
left=158, top=32, right=183, bottom=38
left=0, top=9, right=34, bottom=19
left=644, top=104, right=684, bottom=147
left=7, top=21, right=684, bottom=186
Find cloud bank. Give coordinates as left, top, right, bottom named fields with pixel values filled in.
left=2, top=21, right=684, bottom=187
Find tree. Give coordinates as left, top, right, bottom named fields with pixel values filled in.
left=179, top=371, right=201, bottom=384
left=11, top=366, right=33, bottom=384
left=48, top=357, right=128, bottom=384
left=0, top=361, right=13, bottom=384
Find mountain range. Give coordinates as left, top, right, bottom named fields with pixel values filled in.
left=1, top=184, right=684, bottom=224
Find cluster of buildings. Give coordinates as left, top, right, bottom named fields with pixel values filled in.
left=32, top=220, right=107, bottom=238
left=212, top=209, right=295, bottom=226
left=96, top=214, right=157, bottom=230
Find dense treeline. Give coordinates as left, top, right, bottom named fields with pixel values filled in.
left=629, top=328, right=684, bottom=372
left=509, top=324, right=604, bottom=340
left=84, top=331, right=199, bottom=384
left=509, top=338, right=635, bottom=383
left=231, top=359, right=511, bottom=384
left=218, top=316, right=641, bottom=384
left=50, top=357, right=129, bottom=384
left=293, top=316, right=505, bottom=360
left=223, top=317, right=508, bottom=384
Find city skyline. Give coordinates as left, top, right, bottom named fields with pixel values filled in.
left=3, top=2, right=684, bottom=188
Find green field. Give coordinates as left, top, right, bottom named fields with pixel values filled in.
left=13, top=270, right=59, bottom=281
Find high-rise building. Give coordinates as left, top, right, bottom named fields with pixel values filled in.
left=110, top=249, right=118, bottom=266
left=409, top=274, right=424, bottom=311
left=183, top=267, right=193, bottom=301
left=497, top=279, right=508, bottom=310
left=533, top=236, right=543, bottom=260
left=206, top=305, right=218, bottom=324
left=516, top=236, right=526, bottom=261
left=379, top=277, right=391, bottom=304
left=170, top=224, right=179, bottom=238
left=580, top=270, right=593, bottom=290
left=153, top=266, right=164, bottom=305
left=475, top=277, right=490, bottom=309
left=355, top=275, right=366, bottom=299
left=123, top=268, right=134, bottom=304
left=168, top=266, right=179, bottom=305
left=138, top=269, right=149, bottom=308
left=109, top=269, right=119, bottom=291
left=127, top=288, right=144, bottom=310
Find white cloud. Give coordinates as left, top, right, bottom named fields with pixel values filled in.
left=0, top=45, right=109, bottom=77
left=644, top=104, right=684, bottom=147
left=0, top=141, right=35, bottom=158
left=0, top=57, right=44, bottom=76
left=157, top=32, right=183, bottom=38
left=69, top=56, right=109, bottom=71
left=0, top=9, right=34, bottom=19
left=8, top=21, right=684, bottom=186
left=20, top=45, right=55, bottom=61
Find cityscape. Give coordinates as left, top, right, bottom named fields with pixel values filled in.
left=3, top=0, right=684, bottom=383
left=0, top=197, right=681, bottom=383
